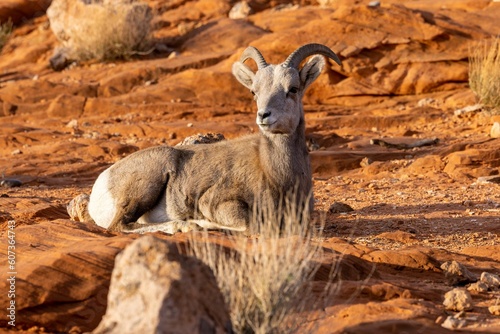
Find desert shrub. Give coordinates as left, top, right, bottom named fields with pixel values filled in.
left=187, top=194, right=324, bottom=334
left=48, top=0, right=153, bottom=62
left=0, top=20, right=13, bottom=51
left=469, top=37, right=500, bottom=112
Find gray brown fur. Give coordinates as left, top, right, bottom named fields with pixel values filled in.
left=87, top=43, right=342, bottom=233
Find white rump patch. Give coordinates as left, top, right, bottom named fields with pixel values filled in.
left=88, top=168, right=117, bottom=229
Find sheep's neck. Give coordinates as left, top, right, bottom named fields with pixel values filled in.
left=259, top=117, right=310, bottom=189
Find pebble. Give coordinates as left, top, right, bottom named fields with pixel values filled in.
left=467, top=281, right=488, bottom=292
left=475, top=175, right=500, bottom=185
left=453, top=104, right=483, bottom=117
left=443, top=288, right=473, bottom=311
left=328, top=202, right=354, bottom=214
left=490, top=122, right=500, bottom=138
left=360, top=157, right=372, bottom=167
left=480, top=272, right=500, bottom=289
left=0, top=179, right=22, bottom=188
left=66, top=119, right=78, bottom=128
left=440, top=260, right=477, bottom=285
left=176, top=133, right=225, bottom=146
left=489, top=305, right=500, bottom=316
left=229, top=1, right=252, bottom=19
left=417, top=97, right=435, bottom=107
left=368, top=1, right=381, bottom=7
left=441, top=315, right=467, bottom=329
left=67, top=193, right=92, bottom=222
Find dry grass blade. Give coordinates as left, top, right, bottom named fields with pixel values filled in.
left=469, top=37, right=500, bottom=113
left=0, top=20, right=13, bottom=51
left=186, top=192, right=325, bottom=334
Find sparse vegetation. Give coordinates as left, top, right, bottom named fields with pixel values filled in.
left=0, top=20, right=13, bottom=51
left=469, top=37, right=500, bottom=113
left=187, top=194, right=325, bottom=334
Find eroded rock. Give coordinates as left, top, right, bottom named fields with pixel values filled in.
left=490, top=122, right=500, bottom=139
left=467, top=281, right=489, bottom=293
left=176, top=133, right=226, bottom=146
left=47, top=0, right=153, bottom=66
left=443, top=288, right=473, bottom=311
left=0, top=178, right=22, bottom=188
left=480, top=272, right=500, bottom=290
left=441, top=315, right=467, bottom=330
left=229, top=1, right=252, bottom=19
left=440, top=260, right=477, bottom=286
left=92, top=235, right=232, bottom=334
left=489, top=305, right=500, bottom=316
left=67, top=193, right=93, bottom=223
left=328, top=202, right=354, bottom=214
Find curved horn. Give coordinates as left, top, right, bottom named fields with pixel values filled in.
left=239, top=46, right=268, bottom=70
left=283, top=43, right=342, bottom=69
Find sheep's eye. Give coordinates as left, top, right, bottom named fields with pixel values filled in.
left=288, top=87, right=298, bottom=95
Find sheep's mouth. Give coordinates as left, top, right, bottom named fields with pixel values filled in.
left=257, top=122, right=276, bottom=128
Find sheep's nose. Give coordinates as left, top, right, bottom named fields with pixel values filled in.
left=258, top=110, right=271, bottom=120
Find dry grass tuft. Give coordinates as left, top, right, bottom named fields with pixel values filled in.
left=0, top=20, right=13, bottom=51
left=187, top=194, right=324, bottom=334
left=469, top=37, right=500, bottom=113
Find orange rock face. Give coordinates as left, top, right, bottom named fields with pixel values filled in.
left=1, top=0, right=500, bottom=333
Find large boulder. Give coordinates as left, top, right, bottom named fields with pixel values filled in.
left=47, top=0, right=152, bottom=68
left=92, top=235, right=233, bottom=334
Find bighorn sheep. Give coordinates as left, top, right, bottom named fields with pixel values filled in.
left=87, top=43, right=341, bottom=233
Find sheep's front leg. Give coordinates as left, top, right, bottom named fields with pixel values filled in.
left=122, top=220, right=200, bottom=234
left=196, top=199, right=249, bottom=232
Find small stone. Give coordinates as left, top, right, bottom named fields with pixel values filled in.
left=67, top=194, right=93, bottom=223
left=187, top=123, right=193, bottom=127
left=229, top=1, right=252, bottom=19
left=480, top=272, right=500, bottom=289
left=11, top=149, right=22, bottom=155
left=328, top=202, right=354, bottom=214
left=0, top=179, right=22, bottom=188
left=417, top=97, right=434, bottom=107
left=454, top=104, right=483, bottom=117
left=443, top=288, right=473, bottom=311
left=475, top=175, right=500, bottom=185
left=467, top=281, right=489, bottom=292
left=490, top=122, right=500, bottom=138
left=176, top=133, right=225, bottom=146
left=489, top=305, right=500, bottom=316
left=360, top=157, right=372, bottom=167
left=368, top=1, right=381, bottom=7
left=440, top=261, right=477, bottom=285
left=49, top=47, right=74, bottom=71
left=462, top=200, right=473, bottom=207
left=3, top=102, right=17, bottom=116
left=66, top=119, right=78, bottom=128
left=441, top=315, right=467, bottom=329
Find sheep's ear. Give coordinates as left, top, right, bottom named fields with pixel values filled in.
left=232, top=62, right=255, bottom=90
left=299, top=55, right=325, bottom=90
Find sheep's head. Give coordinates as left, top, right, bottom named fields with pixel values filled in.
left=232, top=44, right=342, bottom=135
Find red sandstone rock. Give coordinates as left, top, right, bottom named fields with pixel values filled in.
left=1, top=0, right=500, bottom=333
